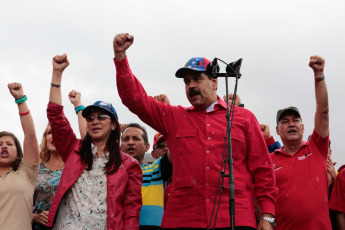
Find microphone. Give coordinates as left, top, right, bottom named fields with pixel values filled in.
left=226, top=58, right=242, bottom=77
left=206, top=58, right=220, bottom=78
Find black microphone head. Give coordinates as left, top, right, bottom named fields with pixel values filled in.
left=206, top=58, right=220, bottom=78
left=226, top=58, right=242, bottom=77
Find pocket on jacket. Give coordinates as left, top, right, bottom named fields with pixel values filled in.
left=176, top=128, right=198, bottom=155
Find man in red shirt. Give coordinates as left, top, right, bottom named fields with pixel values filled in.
left=329, top=167, right=345, bottom=229
left=271, top=55, right=331, bottom=230
left=113, top=33, right=277, bottom=230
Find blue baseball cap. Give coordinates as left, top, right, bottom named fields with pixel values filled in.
left=82, top=101, right=119, bottom=121
left=175, top=57, right=210, bottom=78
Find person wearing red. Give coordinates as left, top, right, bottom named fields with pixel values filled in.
left=329, top=168, right=345, bottom=229
left=271, top=55, right=331, bottom=229
left=46, top=54, right=142, bottom=230
left=113, top=33, right=277, bottom=230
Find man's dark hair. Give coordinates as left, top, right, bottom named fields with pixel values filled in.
left=0, top=131, right=23, bottom=171
left=77, top=117, right=122, bottom=175
left=123, top=123, right=149, bottom=144
left=204, top=71, right=213, bottom=80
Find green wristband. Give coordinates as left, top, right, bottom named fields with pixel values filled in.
left=15, top=95, right=27, bottom=104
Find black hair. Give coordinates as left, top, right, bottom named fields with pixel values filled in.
left=76, top=117, right=122, bottom=175
left=0, top=131, right=23, bottom=171
left=123, top=123, right=149, bottom=144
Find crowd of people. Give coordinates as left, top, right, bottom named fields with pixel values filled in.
left=0, top=32, right=344, bottom=230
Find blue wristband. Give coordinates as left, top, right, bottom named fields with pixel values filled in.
left=15, top=95, right=27, bottom=104
left=75, top=105, right=85, bottom=114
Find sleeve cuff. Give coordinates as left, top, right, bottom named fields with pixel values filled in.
left=265, top=136, right=276, bottom=146
left=259, top=200, right=276, bottom=216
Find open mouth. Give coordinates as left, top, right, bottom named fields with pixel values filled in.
left=126, top=147, right=136, bottom=154
left=287, top=129, right=297, bottom=134
left=0, top=150, right=9, bottom=157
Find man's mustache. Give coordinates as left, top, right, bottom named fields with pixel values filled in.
left=189, top=88, right=201, bottom=97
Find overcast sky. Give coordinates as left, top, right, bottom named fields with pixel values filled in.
left=1, top=0, right=344, bottom=169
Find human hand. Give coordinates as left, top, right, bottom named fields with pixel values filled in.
left=120, top=124, right=128, bottom=133
left=223, top=93, right=241, bottom=106
left=8, top=82, right=24, bottom=99
left=257, top=219, right=274, bottom=230
left=113, top=33, right=134, bottom=61
left=309, top=55, right=325, bottom=78
left=154, top=94, right=170, bottom=105
left=68, top=90, right=82, bottom=107
left=260, top=124, right=271, bottom=140
left=32, top=210, right=49, bottom=226
left=52, top=54, right=69, bottom=72
left=327, top=155, right=337, bottom=185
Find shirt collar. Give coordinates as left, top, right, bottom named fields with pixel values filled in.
left=186, top=95, right=227, bottom=111
left=275, top=141, right=308, bottom=156
left=91, top=143, right=109, bottom=158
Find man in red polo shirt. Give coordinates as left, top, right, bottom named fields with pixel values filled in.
left=329, top=167, right=345, bottom=229
left=113, top=33, right=277, bottom=230
left=271, top=55, right=331, bottom=229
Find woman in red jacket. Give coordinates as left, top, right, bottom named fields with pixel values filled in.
left=46, top=54, right=142, bottom=230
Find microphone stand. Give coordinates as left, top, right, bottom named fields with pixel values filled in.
left=209, top=58, right=242, bottom=230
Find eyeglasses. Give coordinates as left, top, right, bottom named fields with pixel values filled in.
left=86, top=114, right=111, bottom=122
left=153, top=142, right=168, bottom=150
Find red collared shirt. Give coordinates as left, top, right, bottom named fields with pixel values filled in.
left=271, top=130, right=331, bottom=230
left=329, top=168, right=345, bottom=214
left=115, top=57, right=277, bottom=229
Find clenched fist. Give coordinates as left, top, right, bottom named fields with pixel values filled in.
left=260, top=124, right=271, bottom=140
left=53, top=54, right=69, bottom=72
left=113, top=33, right=134, bottom=61
left=223, top=93, right=241, bottom=106
left=8, top=82, right=24, bottom=99
left=154, top=94, right=170, bottom=105
left=68, top=90, right=82, bottom=107
left=309, top=55, right=325, bottom=78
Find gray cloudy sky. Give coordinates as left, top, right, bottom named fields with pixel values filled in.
left=1, top=0, right=344, bottom=168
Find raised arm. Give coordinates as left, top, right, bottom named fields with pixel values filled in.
left=260, top=124, right=281, bottom=153
left=49, top=54, right=69, bottom=105
left=47, top=54, right=78, bottom=162
left=309, top=55, right=329, bottom=138
left=8, top=83, right=39, bottom=165
left=68, top=90, right=87, bottom=139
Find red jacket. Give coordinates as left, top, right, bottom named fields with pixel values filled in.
left=47, top=102, right=142, bottom=230
left=115, top=57, right=277, bottom=229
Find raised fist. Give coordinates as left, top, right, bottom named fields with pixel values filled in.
left=260, top=124, right=271, bottom=140
left=223, top=93, right=241, bottom=106
left=53, top=54, right=69, bottom=72
left=309, top=55, right=325, bottom=76
left=113, top=33, right=134, bottom=59
left=8, top=82, right=24, bottom=99
left=68, top=90, right=82, bottom=107
left=154, top=94, right=170, bottom=105
left=120, top=123, right=128, bottom=133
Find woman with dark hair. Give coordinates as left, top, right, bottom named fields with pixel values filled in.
left=32, top=124, right=64, bottom=230
left=46, top=54, right=142, bottom=230
left=0, top=82, right=39, bottom=229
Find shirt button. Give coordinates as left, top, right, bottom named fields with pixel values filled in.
left=207, top=124, right=210, bottom=127
left=206, top=166, right=210, bottom=170
left=206, top=183, right=209, bottom=187
left=206, top=150, right=209, bottom=154
left=208, top=137, right=211, bottom=140
left=207, top=199, right=210, bottom=202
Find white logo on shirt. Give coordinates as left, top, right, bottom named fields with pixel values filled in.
left=298, top=152, right=313, bottom=160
